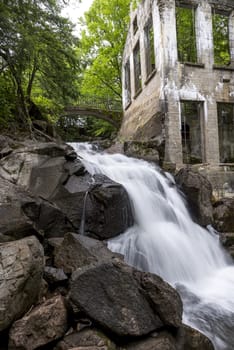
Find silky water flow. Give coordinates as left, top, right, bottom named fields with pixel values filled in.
left=71, top=142, right=234, bottom=350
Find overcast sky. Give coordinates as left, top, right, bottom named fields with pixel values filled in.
left=62, top=0, right=94, bottom=35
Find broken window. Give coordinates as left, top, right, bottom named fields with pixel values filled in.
left=180, top=101, right=203, bottom=164
left=144, top=15, right=156, bottom=78
left=124, top=59, right=131, bottom=107
left=133, top=15, right=138, bottom=34
left=133, top=41, right=142, bottom=95
left=212, top=11, right=231, bottom=66
left=217, top=103, right=234, bottom=162
left=176, top=6, right=197, bottom=63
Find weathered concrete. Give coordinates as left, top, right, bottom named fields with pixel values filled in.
left=120, top=0, right=234, bottom=196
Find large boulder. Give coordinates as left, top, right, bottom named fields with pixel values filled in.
left=8, top=295, right=68, bottom=350
left=51, top=174, right=134, bottom=240
left=0, top=236, right=44, bottom=331
left=0, top=176, right=38, bottom=240
left=0, top=142, right=70, bottom=188
left=22, top=199, right=75, bottom=239
left=69, top=259, right=182, bottom=337
left=175, top=168, right=213, bottom=226
left=0, top=142, right=134, bottom=240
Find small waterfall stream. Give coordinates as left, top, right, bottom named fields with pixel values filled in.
left=71, top=143, right=234, bottom=350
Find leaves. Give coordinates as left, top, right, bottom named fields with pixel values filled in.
left=0, top=0, right=80, bottom=126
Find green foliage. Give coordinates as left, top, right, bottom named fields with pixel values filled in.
left=79, top=0, right=131, bottom=99
left=77, top=0, right=130, bottom=137
left=0, top=0, right=80, bottom=129
left=212, top=13, right=231, bottom=66
left=176, top=7, right=197, bottom=63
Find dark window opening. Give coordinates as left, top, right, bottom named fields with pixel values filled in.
left=181, top=101, right=203, bottom=164
left=133, top=41, right=142, bottom=95
left=176, top=6, right=197, bottom=63
left=144, top=16, right=156, bottom=77
left=217, top=103, right=234, bottom=163
left=124, top=59, right=131, bottom=107
left=212, top=11, right=231, bottom=66
left=133, top=16, right=138, bottom=34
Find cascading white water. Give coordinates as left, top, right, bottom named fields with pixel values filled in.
left=71, top=142, right=234, bottom=350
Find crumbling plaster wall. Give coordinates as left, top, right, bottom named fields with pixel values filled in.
left=120, top=0, right=234, bottom=169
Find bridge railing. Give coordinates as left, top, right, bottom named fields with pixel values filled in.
left=75, top=95, right=122, bottom=112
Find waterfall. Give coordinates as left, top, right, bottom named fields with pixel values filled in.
left=71, top=142, right=234, bottom=350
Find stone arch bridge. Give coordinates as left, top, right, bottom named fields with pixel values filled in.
left=60, top=95, right=123, bottom=129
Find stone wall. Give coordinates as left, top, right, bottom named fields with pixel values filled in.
left=120, top=0, right=234, bottom=168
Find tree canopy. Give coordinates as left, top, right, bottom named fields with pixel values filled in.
left=79, top=0, right=131, bottom=100
left=0, top=0, right=79, bottom=130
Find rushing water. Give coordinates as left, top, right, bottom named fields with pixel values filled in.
left=71, top=142, right=234, bottom=350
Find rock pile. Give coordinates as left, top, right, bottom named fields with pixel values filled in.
left=0, top=138, right=215, bottom=349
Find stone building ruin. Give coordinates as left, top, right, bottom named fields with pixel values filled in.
left=120, top=0, right=234, bottom=196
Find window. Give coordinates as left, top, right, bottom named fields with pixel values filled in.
left=176, top=6, right=197, bottom=63
left=144, top=16, right=156, bottom=78
left=212, top=11, right=231, bottom=66
left=133, top=41, right=142, bottom=95
left=133, top=16, right=138, bottom=34
left=217, top=103, right=234, bottom=162
left=124, top=59, right=131, bottom=107
left=180, top=101, right=203, bottom=164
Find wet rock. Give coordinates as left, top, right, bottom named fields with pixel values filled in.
left=175, top=168, right=213, bottom=226
left=0, top=236, right=44, bottom=331
left=133, top=270, right=183, bottom=328
left=54, top=233, right=119, bottom=274
left=9, top=295, right=68, bottom=350
left=52, top=174, right=134, bottom=240
left=0, top=141, right=134, bottom=240
left=69, top=260, right=182, bottom=337
left=180, top=324, right=214, bottom=350
left=54, top=328, right=117, bottom=350
left=213, top=198, right=234, bottom=232
left=121, top=332, right=177, bottom=350
left=83, top=174, right=134, bottom=239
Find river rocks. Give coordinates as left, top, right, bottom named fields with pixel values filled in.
left=0, top=141, right=134, bottom=239
left=83, top=174, right=134, bottom=239
left=0, top=236, right=44, bottom=331
left=175, top=168, right=213, bottom=226
left=8, top=295, right=68, bottom=350
left=54, top=232, right=119, bottom=274
left=69, top=259, right=182, bottom=337
left=51, top=173, right=134, bottom=239
left=213, top=198, right=234, bottom=257
left=22, top=199, right=75, bottom=238
left=121, top=332, right=177, bottom=350
left=180, top=325, right=214, bottom=350
left=54, top=328, right=117, bottom=350
left=0, top=176, right=38, bottom=240
left=213, top=198, right=234, bottom=232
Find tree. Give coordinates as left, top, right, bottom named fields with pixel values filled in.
left=0, top=0, right=79, bottom=130
left=79, top=0, right=131, bottom=100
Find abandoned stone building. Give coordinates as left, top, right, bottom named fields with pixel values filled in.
left=120, top=0, right=234, bottom=196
